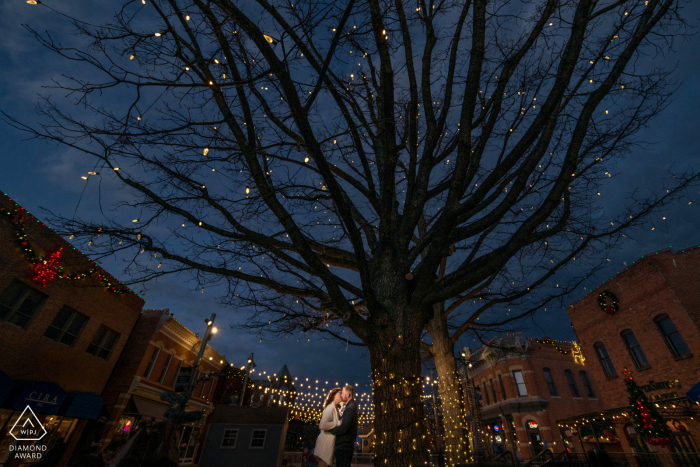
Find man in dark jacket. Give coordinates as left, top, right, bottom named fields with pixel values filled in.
left=329, top=384, right=358, bottom=467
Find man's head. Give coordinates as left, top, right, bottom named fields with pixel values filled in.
left=342, top=384, right=354, bottom=402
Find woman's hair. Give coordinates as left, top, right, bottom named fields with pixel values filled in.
left=324, top=388, right=342, bottom=408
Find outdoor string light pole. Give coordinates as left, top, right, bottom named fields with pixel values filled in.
left=174, top=313, right=218, bottom=416
left=462, top=349, right=485, bottom=462
left=239, top=353, right=256, bottom=406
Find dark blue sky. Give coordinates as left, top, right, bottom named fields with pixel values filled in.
left=1, top=1, right=699, bottom=391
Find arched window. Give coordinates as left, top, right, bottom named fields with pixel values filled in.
left=579, top=371, right=595, bottom=398
left=621, top=330, right=649, bottom=369
left=543, top=368, right=557, bottom=396
left=654, top=314, right=690, bottom=358
left=594, top=342, right=616, bottom=377
left=564, top=370, right=580, bottom=397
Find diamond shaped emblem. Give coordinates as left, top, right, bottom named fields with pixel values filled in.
left=9, top=406, right=47, bottom=441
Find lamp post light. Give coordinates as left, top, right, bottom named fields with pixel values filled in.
left=174, top=313, right=217, bottom=416
left=239, top=353, right=256, bottom=405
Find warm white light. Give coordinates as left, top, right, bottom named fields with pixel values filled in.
left=263, top=35, right=275, bottom=44
left=207, top=320, right=213, bottom=325
left=203, top=148, right=209, bottom=156
left=154, top=32, right=161, bottom=37
left=27, top=0, right=38, bottom=4
left=132, top=219, right=138, bottom=222
left=212, top=327, right=218, bottom=333
left=246, top=187, right=250, bottom=194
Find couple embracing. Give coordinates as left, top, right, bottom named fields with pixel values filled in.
left=314, top=384, right=358, bottom=467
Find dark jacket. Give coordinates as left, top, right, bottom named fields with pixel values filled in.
left=330, top=399, right=358, bottom=451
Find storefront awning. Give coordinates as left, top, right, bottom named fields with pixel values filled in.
left=0, top=371, right=12, bottom=407
left=5, top=381, right=66, bottom=415
left=686, top=381, right=700, bottom=403
left=59, top=392, right=104, bottom=420
left=129, top=396, right=170, bottom=420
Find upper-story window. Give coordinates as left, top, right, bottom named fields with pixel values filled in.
left=44, top=306, right=88, bottom=346
left=483, top=382, right=490, bottom=404
left=564, top=369, right=580, bottom=397
left=579, top=371, right=595, bottom=398
left=170, top=359, right=183, bottom=388
left=594, top=342, right=616, bottom=377
left=490, top=379, right=498, bottom=403
left=86, top=325, right=120, bottom=360
left=0, top=280, right=47, bottom=329
left=543, top=368, right=558, bottom=396
left=621, top=330, right=649, bottom=369
left=498, top=374, right=507, bottom=400
left=654, top=314, right=690, bottom=358
left=513, top=370, right=527, bottom=396
left=144, top=347, right=161, bottom=378
left=158, top=354, right=173, bottom=384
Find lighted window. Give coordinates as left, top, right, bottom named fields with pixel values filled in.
left=221, top=428, right=238, bottom=449
left=86, top=325, right=120, bottom=360
left=44, top=306, right=88, bottom=346
left=594, top=342, right=616, bottom=377
left=0, top=280, right=47, bottom=329
left=565, top=369, right=580, bottom=397
left=654, top=314, right=690, bottom=358
left=513, top=370, right=527, bottom=396
left=543, top=368, right=557, bottom=396
left=250, top=429, right=266, bottom=449
left=621, top=330, right=649, bottom=369
left=580, top=371, right=595, bottom=398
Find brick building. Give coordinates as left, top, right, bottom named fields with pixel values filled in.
left=562, top=247, right=700, bottom=456
left=99, top=308, right=227, bottom=465
left=0, top=194, right=144, bottom=467
left=462, top=334, right=601, bottom=461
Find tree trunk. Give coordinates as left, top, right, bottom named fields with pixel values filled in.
left=369, top=324, right=430, bottom=467
left=427, top=311, right=471, bottom=466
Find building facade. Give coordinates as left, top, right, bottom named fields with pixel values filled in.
left=463, top=334, right=602, bottom=461
left=0, top=194, right=144, bottom=467
left=99, top=308, right=227, bottom=465
left=564, top=247, right=700, bottom=457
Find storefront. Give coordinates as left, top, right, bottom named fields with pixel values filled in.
left=0, top=378, right=103, bottom=467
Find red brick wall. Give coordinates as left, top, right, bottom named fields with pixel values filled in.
left=0, top=200, right=144, bottom=394
left=567, top=249, right=700, bottom=410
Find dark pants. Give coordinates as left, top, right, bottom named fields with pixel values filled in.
left=335, top=447, right=354, bottom=467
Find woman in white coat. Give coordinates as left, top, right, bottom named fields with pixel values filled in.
left=314, top=387, right=343, bottom=467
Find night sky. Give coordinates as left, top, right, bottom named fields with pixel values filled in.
left=1, top=1, right=699, bottom=393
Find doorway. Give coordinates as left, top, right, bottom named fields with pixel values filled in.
left=525, top=420, right=543, bottom=457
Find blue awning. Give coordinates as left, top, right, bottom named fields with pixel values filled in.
left=6, top=381, right=66, bottom=415
left=686, top=381, right=700, bottom=403
left=59, top=392, right=104, bottom=420
left=0, top=371, right=12, bottom=407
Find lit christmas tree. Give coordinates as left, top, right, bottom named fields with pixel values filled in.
left=623, top=368, right=672, bottom=448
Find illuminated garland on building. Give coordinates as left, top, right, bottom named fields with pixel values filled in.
left=623, top=368, right=672, bottom=447
left=1, top=199, right=137, bottom=296
left=598, top=290, right=619, bottom=315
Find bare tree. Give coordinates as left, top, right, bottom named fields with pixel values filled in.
left=3, top=0, right=697, bottom=464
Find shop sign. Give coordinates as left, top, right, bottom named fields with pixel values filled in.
left=527, top=421, right=539, bottom=429
left=10, top=382, right=66, bottom=414
left=639, top=380, right=681, bottom=393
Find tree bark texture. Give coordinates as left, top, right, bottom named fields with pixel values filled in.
left=369, top=321, right=429, bottom=467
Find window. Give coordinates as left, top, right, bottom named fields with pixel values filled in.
left=564, top=370, right=580, bottom=397
left=543, top=368, right=558, bottom=396
left=0, top=280, right=47, bottom=328
left=483, top=382, right=490, bottom=405
left=594, top=342, right=616, bottom=377
left=44, top=306, right=88, bottom=346
left=490, top=379, right=498, bottom=403
left=498, top=374, right=507, bottom=400
left=249, top=429, right=266, bottom=449
left=170, top=360, right=183, bottom=388
left=621, top=330, right=649, bottom=369
left=654, top=315, right=690, bottom=358
left=143, top=347, right=161, bottom=378
left=220, top=429, right=238, bottom=448
left=86, top=325, right=120, bottom=360
left=158, top=354, right=172, bottom=384
left=513, top=370, right=527, bottom=396
left=580, top=371, right=595, bottom=398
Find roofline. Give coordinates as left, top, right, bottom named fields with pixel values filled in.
left=567, top=245, right=700, bottom=309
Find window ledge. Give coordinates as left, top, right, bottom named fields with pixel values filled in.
left=637, top=365, right=652, bottom=372
left=572, top=397, right=583, bottom=400
left=674, top=353, right=693, bottom=361
left=550, top=396, right=561, bottom=399
left=606, top=374, right=618, bottom=380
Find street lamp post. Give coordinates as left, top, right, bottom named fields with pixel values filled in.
left=174, top=313, right=218, bottom=415
left=239, top=353, right=256, bottom=406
